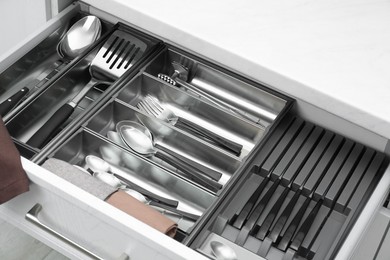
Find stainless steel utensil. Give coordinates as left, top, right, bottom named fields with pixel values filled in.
left=117, top=120, right=223, bottom=192
left=158, top=61, right=270, bottom=126
left=84, top=155, right=178, bottom=208
left=124, top=188, right=200, bottom=221
left=26, top=30, right=147, bottom=148
left=210, top=241, right=238, bottom=260
left=0, top=16, right=101, bottom=116
left=137, top=95, right=243, bottom=156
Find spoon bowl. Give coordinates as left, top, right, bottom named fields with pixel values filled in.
left=58, top=15, right=102, bottom=59
left=123, top=188, right=148, bottom=203
left=117, top=120, right=223, bottom=192
left=210, top=241, right=238, bottom=260
left=85, top=154, right=111, bottom=172
left=93, top=171, right=122, bottom=188
left=116, top=120, right=154, bottom=155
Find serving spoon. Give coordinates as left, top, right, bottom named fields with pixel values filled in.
left=117, top=121, right=223, bottom=192
left=0, top=15, right=101, bottom=116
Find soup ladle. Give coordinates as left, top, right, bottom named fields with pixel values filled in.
left=117, top=121, right=223, bottom=192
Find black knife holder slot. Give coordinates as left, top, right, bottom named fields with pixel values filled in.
left=191, top=114, right=388, bottom=260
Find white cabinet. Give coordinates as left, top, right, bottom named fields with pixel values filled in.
left=0, top=0, right=47, bottom=56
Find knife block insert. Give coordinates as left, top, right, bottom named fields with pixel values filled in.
left=191, top=114, right=388, bottom=260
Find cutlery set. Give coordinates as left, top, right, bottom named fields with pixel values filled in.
left=2, top=9, right=387, bottom=259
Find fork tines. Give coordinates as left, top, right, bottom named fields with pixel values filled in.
left=137, top=95, right=165, bottom=118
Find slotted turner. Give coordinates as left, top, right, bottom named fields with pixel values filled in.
left=27, top=30, right=147, bottom=148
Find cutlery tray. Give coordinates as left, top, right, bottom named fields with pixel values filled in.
left=23, top=39, right=292, bottom=249
left=1, top=4, right=162, bottom=156
left=191, top=114, right=388, bottom=260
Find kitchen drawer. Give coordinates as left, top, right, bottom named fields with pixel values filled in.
left=1, top=1, right=389, bottom=260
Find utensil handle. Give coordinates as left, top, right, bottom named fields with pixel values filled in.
left=0, top=87, right=29, bottom=116
left=154, top=148, right=222, bottom=192
left=155, top=143, right=222, bottom=181
left=26, top=103, right=74, bottom=148
left=175, top=117, right=243, bottom=156
left=149, top=201, right=200, bottom=222
left=113, top=173, right=179, bottom=208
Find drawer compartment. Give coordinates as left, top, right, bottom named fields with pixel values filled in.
left=144, top=48, right=287, bottom=128
left=114, top=73, right=264, bottom=159
left=45, top=128, right=216, bottom=235
left=2, top=4, right=161, bottom=154
left=84, top=99, right=240, bottom=188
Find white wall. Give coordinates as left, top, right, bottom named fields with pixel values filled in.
left=0, top=0, right=48, bottom=56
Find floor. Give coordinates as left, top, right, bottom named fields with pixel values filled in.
left=0, top=218, right=69, bottom=260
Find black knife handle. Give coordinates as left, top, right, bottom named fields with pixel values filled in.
left=175, top=117, right=243, bottom=156
left=155, top=142, right=222, bottom=181
left=155, top=148, right=222, bottom=192
left=26, top=103, right=74, bottom=148
left=0, top=87, right=29, bottom=116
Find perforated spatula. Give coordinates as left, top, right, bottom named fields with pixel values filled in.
left=27, top=30, right=147, bottom=148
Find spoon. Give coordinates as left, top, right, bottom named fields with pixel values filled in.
left=85, top=155, right=179, bottom=208
left=0, top=15, right=101, bottom=116
left=117, top=121, right=223, bottom=192
left=124, top=188, right=200, bottom=222
left=210, top=241, right=238, bottom=260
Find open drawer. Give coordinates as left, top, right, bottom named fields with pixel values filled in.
left=1, top=1, right=389, bottom=260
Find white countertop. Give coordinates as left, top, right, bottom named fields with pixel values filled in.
left=86, top=0, right=390, bottom=139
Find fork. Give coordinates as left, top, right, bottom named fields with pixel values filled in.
left=137, top=95, right=243, bottom=156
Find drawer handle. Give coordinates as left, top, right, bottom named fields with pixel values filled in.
left=25, top=203, right=129, bottom=260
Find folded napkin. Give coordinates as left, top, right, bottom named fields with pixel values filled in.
left=42, top=158, right=117, bottom=200
left=42, top=158, right=177, bottom=237
left=0, top=118, right=29, bottom=204
left=106, top=190, right=177, bottom=237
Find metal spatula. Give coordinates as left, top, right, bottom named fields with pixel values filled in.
left=27, top=30, right=147, bottom=148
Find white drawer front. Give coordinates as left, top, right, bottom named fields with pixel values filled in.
left=0, top=159, right=207, bottom=260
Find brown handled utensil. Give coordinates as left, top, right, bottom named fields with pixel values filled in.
left=26, top=30, right=147, bottom=148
